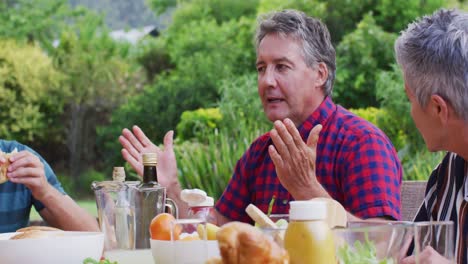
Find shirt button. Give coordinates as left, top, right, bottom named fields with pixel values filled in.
left=282, top=199, right=288, bottom=205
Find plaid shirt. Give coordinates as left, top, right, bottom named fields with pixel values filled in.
left=0, top=140, right=65, bottom=232
left=216, top=97, right=402, bottom=223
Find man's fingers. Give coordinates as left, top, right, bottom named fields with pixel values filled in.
left=121, top=128, right=144, bottom=151
left=133, top=125, right=154, bottom=148
left=119, top=135, right=142, bottom=161
left=270, top=128, right=289, bottom=157
left=284, top=118, right=304, bottom=146
left=7, top=167, right=38, bottom=179
left=268, top=145, right=283, bottom=172
left=273, top=120, right=297, bottom=153
left=306, top=124, right=323, bottom=148
left=121, top=149, right=143, bottom=176
left=163, top=130, right=174, bottom=149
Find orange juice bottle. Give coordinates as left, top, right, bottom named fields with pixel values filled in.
left=284, top=200, right=336, bottom=264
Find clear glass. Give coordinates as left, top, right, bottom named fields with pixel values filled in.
left=413, top=221, right=455, bottom=263
left=150, top=218, right=220, bottom=264
left=92, top=181, right=136, bottom=251
left=333, top=222, right=414, bottom=264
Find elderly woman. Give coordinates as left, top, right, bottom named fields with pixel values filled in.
left=395, top=9, right=468, bottom=264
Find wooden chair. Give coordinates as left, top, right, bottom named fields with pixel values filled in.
left=401, top=180, right=427, bottom=221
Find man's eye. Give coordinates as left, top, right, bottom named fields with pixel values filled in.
left=257, top=66, right=265, bottom=73
left=277, top=64, right=288, bottom=71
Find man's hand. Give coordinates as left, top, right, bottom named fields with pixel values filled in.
left=3, top=151, right=50, bottom=200
left=269, top=118, right=327, bottom=200
left=119, top=125, right=179, bottom=189
left=400, top=246, right=453, bottom=264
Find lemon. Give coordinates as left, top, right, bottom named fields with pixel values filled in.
left=197, top=223, right=220, bottom=240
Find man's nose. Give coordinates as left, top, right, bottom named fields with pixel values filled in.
left=262, top=67, right=276, bottom=87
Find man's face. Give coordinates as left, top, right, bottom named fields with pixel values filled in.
left=256, top=34, right=326, bottom=126
left=404, top=82, right=443, bottom=151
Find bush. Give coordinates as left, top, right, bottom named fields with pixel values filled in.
left=176, top=108, right=222, bottom=141
left=77, top=169, right=106, bottom=197
left=0, top=39, right=67, bottom=142
left=401, top=150, right=445, bottom=181
left=350, top=107, right=406, bottom=151
left=334, top=14, right=397, bottom=108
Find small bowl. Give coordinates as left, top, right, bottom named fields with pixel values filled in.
left=333, top=222, right=414, bottom=263
left=0, top=231, right=104, bottom=264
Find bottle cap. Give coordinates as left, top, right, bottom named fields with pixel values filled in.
left=142, top=153, right=157, bottom=166
left=181, top=189, right=214, bottom=207
left=112, top=167, right=126, bottom=182
left=289, top=200, right=327, bottom=221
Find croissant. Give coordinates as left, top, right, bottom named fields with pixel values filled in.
left=215, top=222, right=289, bottom=264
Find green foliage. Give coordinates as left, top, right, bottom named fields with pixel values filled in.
left=0, top=40, right=67, bottom=142
left=334, top=14, right=397, bottom=108
left=175, top=126, right=263, bottom=200
left=376, top=64, right=425, bottom=152
left=167, top=0, right=259, bottom=31
left=176, top=108, right=223, bottom=141
left=52, top=11, right=140, bottom=178
left=77, top=169, right=106, bottom=197
left=401, top=150, right=445, bottom=181
left=135, top=38, right=174, bottom=82
left=350, top=107, right=406, bottom=151
left=56, top=173, right=77, bottom=198
left=218, top=73, right=271, bottom=134
left=374, top=0, right=444, bottom=32
left=257, top=0, right=326, bottom=19
left=0, top=0, right=85, bottom=49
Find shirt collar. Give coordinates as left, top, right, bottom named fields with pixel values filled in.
left=297, top=96, right=336, bottom=139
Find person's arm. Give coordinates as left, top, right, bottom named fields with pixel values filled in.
left=269, top=118, right=400, bottom=220
left=3, top=150, right=98, bottom=231
left=38, top=186, right=99, bottom=231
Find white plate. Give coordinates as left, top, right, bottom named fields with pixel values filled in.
left=0, top=231, right=104, bottom=264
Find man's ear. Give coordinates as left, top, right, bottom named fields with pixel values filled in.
left=315, top=62, right=328, bottom=88
left=430, top=94, right=449, bottom=124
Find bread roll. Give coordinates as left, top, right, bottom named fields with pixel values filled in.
left=0, top=148, right=17, bottom=184
left=10, top=230, right=49, bottom=240
left=216, top=222, right=289, bottom=264
left=16, top=226, right=62, bottom=232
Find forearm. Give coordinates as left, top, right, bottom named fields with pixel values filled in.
left=38, top=185, right=99, bottom=231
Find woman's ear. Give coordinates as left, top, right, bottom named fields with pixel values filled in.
left=430, top=94, right=449, bottom=124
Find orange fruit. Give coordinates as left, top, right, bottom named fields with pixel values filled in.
left=149, top=213, right=181, bottom=240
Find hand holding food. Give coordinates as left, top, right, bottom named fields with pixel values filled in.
left=0, top=148, right=17, bottom=184
left=2, top=150, right=50, bottom=199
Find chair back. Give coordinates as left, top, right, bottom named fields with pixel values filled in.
left=401, top=180, right=427, bottom=221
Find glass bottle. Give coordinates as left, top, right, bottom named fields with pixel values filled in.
left=135, top=153, right=166, bottom=249
left=113, top=167, right=134, bottom=250
left=284, top=200, right=336, bottom=264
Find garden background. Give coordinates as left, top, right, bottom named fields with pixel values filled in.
left=1, top=0, right=466, bottom=219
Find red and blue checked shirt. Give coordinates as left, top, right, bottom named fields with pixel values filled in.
left=215, top=97, right=402, bottom=223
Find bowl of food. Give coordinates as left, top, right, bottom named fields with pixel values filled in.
left=0, top=226, right=104, bottom=264
left=150, top=216, right=220, bottom=264
left=333, top=222, right=414, bottom=264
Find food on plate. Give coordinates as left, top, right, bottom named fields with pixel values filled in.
left=82, top=257, right=118, bottom=264
left=150, top=213, right=181, bottom=240
left=10, top=226, right=64, bottom=240
left=214, top=221, right=289, bottom=264
left=197, top=222, right=220, bottom=240
left=245, top=204, right=277, bottom=229
left=0, top=148, right=17, bottom=184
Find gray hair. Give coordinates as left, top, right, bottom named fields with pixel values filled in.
left=395, top=9, right=468, bottom=121
left=255, top=10, right=336, bottom=96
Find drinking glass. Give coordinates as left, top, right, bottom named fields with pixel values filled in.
left=412, top=221, right=455, bottom=263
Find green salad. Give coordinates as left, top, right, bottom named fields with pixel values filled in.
left=336, top=238, right=394, bottom=264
